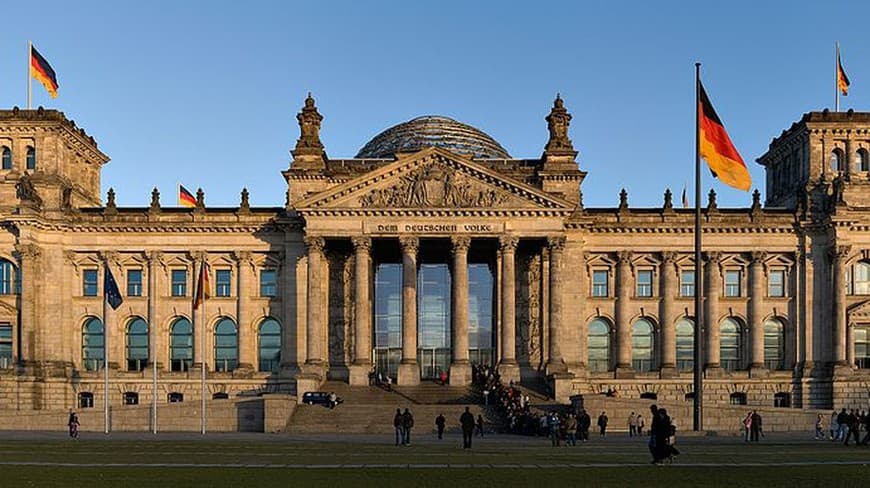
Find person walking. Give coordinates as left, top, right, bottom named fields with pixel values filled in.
left=460, top=407, right=475, bottom=448
left=844, top=409, right=861, bottom=446
left=836, top=408, right=848, bottom=441
left=628, top=412, right=637, bottom=437
left=549, top=413, right=561, bottom=446
left=475, top=414, right=485, bottom=438
left=861, top=409, right=870, bottom=446
left=636, top=413, right=645, bottom=437
left=565, top=413, right=578, bottom=446
left=394, top=408, right=404, bottom=446
left=435, top=413, right=446, bottom=440
left=597, top=411, right=608, bottom=437
left=402, top=408, right=414, bottom=446
left=750, top=411, right=762, bottom=442
left=830, top=410, right=839, bottom=441
left=743, top=412, right=753, bottom=442
left=67, top=410, right=79, bottom=439
left=578, top=409, right=591, bottom=442
left=814, top=413, right=825, bottom=440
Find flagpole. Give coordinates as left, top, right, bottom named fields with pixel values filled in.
left=835, top=42, right=840, bottom=112
left=103, top=267, right=110, bottom=435
left=200, top=260, right=207, bottom=435
left=693, top=62, right=704, bottom=432
left=27, top=41, right=32, bottom=110
left=152, top=300, right=158, bottom=434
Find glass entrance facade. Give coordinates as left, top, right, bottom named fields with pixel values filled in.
left=418, top=263, right=451, bottom=379
left=468, top=263, right=495, bottom=366
left=374, top=263, right=402, bottom=379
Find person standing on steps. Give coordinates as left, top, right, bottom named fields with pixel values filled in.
left=394, top=408, right=404, bottom=446
left=597, top=411, right=609, bottom=437
left=435, top=413, right=446, bottom=440
left=402, top=408, right=414, bottom=446
left=578, top=409, right=591, bottom=442
left=628, top=412, right=637, bottom=437
left=460, top=407, right=475, bottom=448
left=476, top=414, right=485, bottom=438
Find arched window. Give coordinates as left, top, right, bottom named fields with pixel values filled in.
left=214, top=318, right=238, bottom=372
left=855, top=325, right=869, bottom=369
left=258, top=318, right=281, bottom=372
left=168, top=392, right=184, bottom=403
left=0, top=259, right=17, bottom=295
left=587, top=318, right=611, bottom=372
left=631, top=318, right=655, bottom=372
left=169, top=318, right=192, bottom=372
left=720, top=318, right=743, bottom=371
left=82, top=317, right=104, bottom=371
left=78, top=392, right=94, bottom=408
left=854, top=261, right=870, bottom=295
left=858, top=149, right=870, bottom=172
left=763, top=318, right=785, bottom=370
left=123, top=392, right=139, bottom=405
left=1, top=146, right=10, bottom=170
left=831, top=149, right=845, bottom=172
left=126, top=318, right=149, bottom=371
left=25, top=146, right=35, bottom=171
left=675, top=318, right=694, bottom=372
left=729, top=392, right=747, bottom=405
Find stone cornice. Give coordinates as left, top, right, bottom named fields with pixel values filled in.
left=299, top=208, right=571, bottom=218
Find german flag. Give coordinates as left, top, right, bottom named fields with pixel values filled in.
left=30, top=45, right=58, bottom=99
left=698, top=81, right=751, bottom=191
left=838, top=46, right=850, bottom=96
left=193, top=260, right=210, bottom=310
left=179, top=185, right=196, bottom=207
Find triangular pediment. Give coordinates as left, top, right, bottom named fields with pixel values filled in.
left=848, top=299, right=870, bottom=322
left=295, top=147, right=573, bottom=216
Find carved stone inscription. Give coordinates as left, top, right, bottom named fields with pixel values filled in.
left=364, top=222, right=504, bottom=234
left=360, top=163, right=509, bottom=208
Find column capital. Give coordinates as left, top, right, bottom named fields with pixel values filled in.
left=451, top=235, right=471, bottom=254
left=616, top=250, right=633, bottom=265
left=190, top=250, right=208, bottom=264
left=703, top=250, right=723, bottom=265
left=547, top=235, right=567, bottom=252
left=399, top=235, right=419, bottom=254
left=499, top=234, right=518, bottom=252
left=13, top=243, right=41, bottom=261
left=146, top=250, right=164, bottom=264
left=661, top=251, right=678, bottom=266
left=232, top=250, right=253, bottom=264
left=303, top=235, right=326, bottom=253
left=750, top=251, right=767, bottom=265
left=99, top=250, right=121, bottom=268
left=351, top=235, right=372, bottom=252
left=830, top=244, right=852, bottom=262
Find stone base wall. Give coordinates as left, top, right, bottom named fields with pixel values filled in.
left=832, top=373, right=870, bottom=410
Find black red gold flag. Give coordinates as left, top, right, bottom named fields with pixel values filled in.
left=30, top=45, right=58, bottom=98
left=698, top=82, right=751, bottom=191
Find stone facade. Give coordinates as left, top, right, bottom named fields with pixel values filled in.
left=0, top=100, right=869, bottom=421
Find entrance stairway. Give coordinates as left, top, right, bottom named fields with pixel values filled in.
left=284, top=381, right=500, bottom=434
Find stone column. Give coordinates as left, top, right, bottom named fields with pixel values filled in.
left=704, top=252, right=722, bottom=371
left=749, top=251, right=767, bottom=374
left=615, top=251, right=633, bottom=376
left=349, top=236, right=373, bottom=385
left=498, top=235, right=520, bottom=383
left=449, top=236, right=472, bottom=385
left=147, top=251, right=163, bottom=371
left=659, top=251, right=677, bottom=376
left=234, top=251, right=255, bottom=371
left=832, top=245, right=849, bottom=367
left=14, top=243, right=40, bottom=369
left=397, top=236, right=420, bottom=386
left=546, top=235, right=567, bottom=374
left=303, top=236, right=326, bottom=376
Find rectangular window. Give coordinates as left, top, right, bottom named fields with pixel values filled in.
left=591, top=270, right=609, bottom=297
left=724, top=270, right=742, bottom=297
left=680, top=270, right=695, bottom=297
left=0, top=324, right=12, bottom=369
left=768, top=270, right=785, bottom=297
left=216, top=269, right=232, bottom=297
left=260, top=270, right=277, bottom=297
left=83, top=269, right=98, bottom=297
left=127, top=269, right=143, bottom=297
left=636, top=269, right=653, bottom=297
left=171, top=269, right=187, bottom=297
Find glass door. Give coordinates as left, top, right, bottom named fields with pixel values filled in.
left=418, top=263, right=451, bottom=380
left=374, top=262, right=402, bottom=380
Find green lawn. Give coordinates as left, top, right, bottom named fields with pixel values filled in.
left=1, top=435, right=868, bottom=487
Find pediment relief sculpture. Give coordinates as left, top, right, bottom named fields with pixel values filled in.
left=359, top=163, right=509, bottom=208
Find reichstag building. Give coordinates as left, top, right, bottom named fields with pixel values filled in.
left=0, top=96, right=868, bottom=412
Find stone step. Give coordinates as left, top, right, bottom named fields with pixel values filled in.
left=284, top=403, right=498, bottom=434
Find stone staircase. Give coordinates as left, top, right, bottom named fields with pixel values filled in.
left=284, top=381, right=500, bottom=434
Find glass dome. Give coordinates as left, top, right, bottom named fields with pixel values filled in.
left=356, top=115, right=510, bottom=159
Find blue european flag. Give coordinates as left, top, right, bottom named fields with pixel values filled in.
left=104, top=266, right=123, bottom=310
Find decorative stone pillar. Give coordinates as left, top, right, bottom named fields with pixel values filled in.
left=615, top=250, right=633, bottom=377
left=234, top=251, right=255, bottom=371
left=14, top=243, right=41, bottom=369
left=397, top=236, right=420, bottom=386
left=349, top=236, right=373, bottom=386
left=832, top=245, right=850, bottom=368
left=546, top=235, right=567, bottom=374
left=498, top=235, right=520, bottom=383
left=449, top=236, right=472, bottom=386
left=749, top=251, right=767, bottom=374
left=844, top=139, right=853, bottom=179
left=659, top=251, right=677, bottom=376
left=147, top=251, right=163, bottom=371
left=704, top=252, right=722, bottom=371
left=303, top=236, right=326, bottom=377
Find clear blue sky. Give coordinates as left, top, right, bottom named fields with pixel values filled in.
left=1, top=0, right=866, bottom=207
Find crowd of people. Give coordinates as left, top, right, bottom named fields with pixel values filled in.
left=825, top=408, right=870, bottom=446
